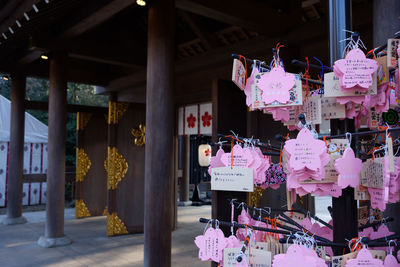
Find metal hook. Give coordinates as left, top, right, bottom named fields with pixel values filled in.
left=203, top=219, right=213, bottom=234
left=230, top=130, right=240, bottom=145
left=395, top=144, right=400, bottom=157
left=217, top=138, right=227, bottom=149
left=345, top=132, right=352, bottom=146
left=388, top=240, right=398, bottom=255
left=264, top=206, right=271, bottom=215
left=237, top=202, right=246, bottom=211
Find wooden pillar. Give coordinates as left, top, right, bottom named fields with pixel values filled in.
left=106, top=93, right=118, bottom=234
left=373, top=0, right=400, bottom=47
left=38, top=52, right=71, bottom=247
left=374, top=0, right=400, bottom=234
left=2, top=73, right=27, bottom=225
left=178, top=135, right=191, bottom=205
left=144, top=0, right=175, bottom=265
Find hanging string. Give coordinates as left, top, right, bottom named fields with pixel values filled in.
left=366, top=48, right=376, bottom=59
left=270, top=43, right=285, bottom=69
left=340, top=30, right=367, bottom=57
left=348, top=237, right=363, bottom=252
left=313, top=57, right=328, bottom=95
left=323, top=135, right=329, bottom=152
left=279, top=134, right=289, bottom=167
left=231, top=199, right=236, bottom=236
left=244, top=225, right=255, bottom=264
left=225, top=135, right=244, bottom=169
left=302, top=57, right=311, bottom=99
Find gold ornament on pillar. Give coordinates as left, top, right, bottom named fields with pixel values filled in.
left=104, top=147, right=128, bottom=190
left=76, top=112, right=92, bottom=130
left=248, top=186, right=265, bottom=207
left=131, top=124, right=146, bottom=146
left=75, top=199, right=91, bottom=218
left=76, top=148, right=91, bottom=182
left=108, top=101, right=129, bottom=124
left=106, top=212, right=128, bottom=236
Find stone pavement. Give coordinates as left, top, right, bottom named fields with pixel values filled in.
left=0, top=206, right=211, bottom=267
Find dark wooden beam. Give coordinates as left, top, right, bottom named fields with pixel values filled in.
left=17, top=49, right=43, bottom=65
left=30, top=37, right=147, bottom=68
left=178, top=10, right=219, bottom=50
left=22, top=174, right=46, bottom=183
left=0, top=0, right=39, bottom=36
left=16, top=47, right=142, bottom=69
left=25, top=100, right=108, bottom=113
left=106, top=19, right=327, bottom=92
left=68, top=53, right=137, bottom=68
left=13, top=57, right=129, bottom=86
left=0, top=0, right=25, bottom=25
left=176, top=0, right=301, bottom=35
left=22, top=172, right=75, bottom=183
left=60, top=0, right=135, bottom=39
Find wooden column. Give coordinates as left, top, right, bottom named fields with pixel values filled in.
left=106, top=93, right=117, bottom=234
left=38, top=52, right=71, bottom=247
left=373, top=0, right=400, bottom=47
left=144, top=0, right=175, bottom=265
left=2, top=72, right=27, bottom=225
left=374, top=0, right=400, bottom=234
left=178, top=135, right=191, bottom=205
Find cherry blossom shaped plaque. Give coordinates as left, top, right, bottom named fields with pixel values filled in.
left=220, top=145, right=254, bottom=168
left=220, top=235, right=241, bottom=267
left=384, top=254, right=400, bottom=267
left=359, top=227, right=374, bottom=238
left=272, top=244, right=326, bottom=267
left=299, top=217, right=313, bottom=231
left=194, top=227, right=227, bottom=262
left=237, top=209, right=252, bottom=241
left=209, top=148, right=225, bottom=175
left=369, top=224, right=394, bottom=251
left=345, top=248, right=384, bottom=267
left=334, top=48, right=378, bottom=89
left=368, top=187, right=387, bottom=211
left=211, top=228, right=227, bottom=262
left=370, top=224, right=394, bottom=240
left=265, top=107, right=291, bottom=122
left=249, top=149, right=263, bottom=178
left=258, top=66, right=295, bottom=104
left=252, top=220, right=267, bottom=242
left=335, top=148, right=362, bottom=188
left=284, top=128, right=327, bottom=171
left=195, top=227, right=215, bottom=261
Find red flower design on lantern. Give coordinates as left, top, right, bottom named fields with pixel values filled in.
left=187, top=113, right=196, bottom=128
left=201, top=112, right=212, bottom=127
left=204, top=149, right=211, bottom=157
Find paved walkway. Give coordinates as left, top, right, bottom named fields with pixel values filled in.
left=0, top=206, right=211, bottom=267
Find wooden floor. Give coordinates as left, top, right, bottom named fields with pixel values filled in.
left=0, top=206, right=211, bottom=267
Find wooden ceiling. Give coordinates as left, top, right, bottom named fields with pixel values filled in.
left=0, top=0, right=372, bottom=103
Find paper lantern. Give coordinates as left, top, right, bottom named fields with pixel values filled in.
left=198, top=144, right=211, bottom=167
